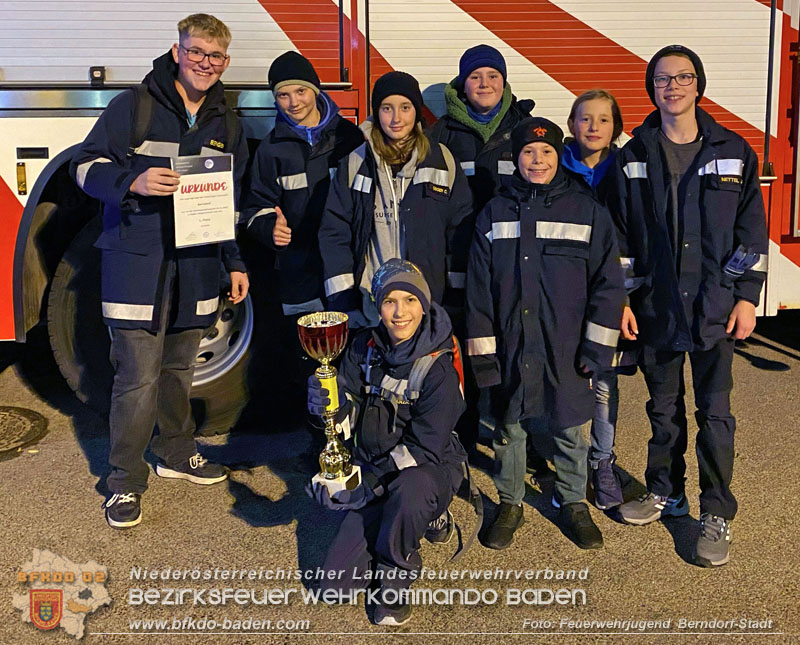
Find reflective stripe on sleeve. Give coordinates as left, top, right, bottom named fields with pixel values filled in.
left=390, top=443, right=418, bottom=470
left=75, top=158, right=111, bottom=189
left=485, top=221, right=520, bottom=242
left=133, top=140, right=181, bottom=158
left=196, top=297, right=219, bottom=316
left=585, top=321, right=620, bottom=347
left=277, top=172, right=309, bottom=190
left=497, top=160, right=515, bottom=175
left=623, top=162, right=647, bottom=179
left=466, top=336, right=496, bottom=356
left=324, top=273, right=355, bottom=296
left=460, top=161, right=476, bottom=176
left=246, top=207, right=276, bottom=228
left=102, top=302, right=154, bottom=321
left=447, top=271, right=466, bottom=289
left=619, top=257, right=635, bottom=269
left=536, top=221, right=592, bottom=243
left=282, top=298, right=324, bottom=315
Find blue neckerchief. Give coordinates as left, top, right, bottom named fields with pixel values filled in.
left=466, top=98, right=502, bottom=125
left=275, top=92, right=336, bottom=146
left=186, top=109, right=197, bottom=127
left=562, top=141, right=616, bottom=189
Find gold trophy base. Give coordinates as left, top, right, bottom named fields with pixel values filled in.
left=312, top=464, right=363, bottom=500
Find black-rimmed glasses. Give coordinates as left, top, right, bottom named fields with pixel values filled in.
left=653, top=73, right=698, bottom=88
left=179, top=45, right=228, bottom=66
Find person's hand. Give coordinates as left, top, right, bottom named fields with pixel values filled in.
left=305, top=481, right=372, bottom=511
left=307, top=374, right=331, bottom=416
left=130, top=167, right=180, bottom=196
left=620, top=306, right=638, bottom=341
left=272, top=206, right=292, bottom=247
left=228, top=271, right=249, bottom=304
left=726, top=300, right=757, bottom=340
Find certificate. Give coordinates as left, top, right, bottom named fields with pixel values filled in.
left=171, top=154, right=236, bottom=248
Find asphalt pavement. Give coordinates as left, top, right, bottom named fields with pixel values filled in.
left=1, top=313, right=798, bottom=644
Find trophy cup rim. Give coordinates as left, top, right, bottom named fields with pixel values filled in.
left=296, top=311, right=349, bottom=329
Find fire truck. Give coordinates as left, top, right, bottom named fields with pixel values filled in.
left=1, top=0, right=798, bottom=433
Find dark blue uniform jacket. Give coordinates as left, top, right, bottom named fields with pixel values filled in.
left=70, top=51, right=248, bottom=330
left=338, top=303, right=467, bottom=494
left=242, top=94, right=363, bottom=314
left=466, top=169, right=626, bottom=428
left=607, top=108, right=768, bottom=352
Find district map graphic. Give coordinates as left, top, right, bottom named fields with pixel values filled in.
left=13, top=549, right=111, bottom=639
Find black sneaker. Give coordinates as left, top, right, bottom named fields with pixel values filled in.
left=424, top=509, right=454, bottom=545
left=155, top=453, right=228, bottom=485
left=560, top=502, right=604, bottom=550
left=590, top=454, right=624, bottom=510
left=104, top=493, right=142, bottom=529
left=373, top=597, right=412, bottom=626
left=483, top=502, right=524, bottom=550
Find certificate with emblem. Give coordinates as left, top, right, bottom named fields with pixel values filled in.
left=171, top=154, right=236, bottom=248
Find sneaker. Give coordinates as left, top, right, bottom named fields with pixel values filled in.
left=104, top=493, right=141, bottom=529
left=373, top=597, right=412, bottom=626
left=619, top=492, right=689, bottom=525
left=590, top=454, right=624, bottom=510
left=483, top=502, right=524, bottom=550
left=559, top=502, right=604, bottom=549
left=695, top=513, right=731, bottom=567
left=424, top=509, right=454, bottom=545
left=155, top=453, right=228, bottom=485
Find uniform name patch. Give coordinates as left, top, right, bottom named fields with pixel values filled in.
left=720, top=176, right=742, bottom=184
left=208, top=139, right=225, bottom=150
left=427, top=184, right=450, bottom=197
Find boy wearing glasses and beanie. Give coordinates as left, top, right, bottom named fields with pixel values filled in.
left=71, top=14, right=249, bottom=529
left=609, top=45, right=768, bottom=566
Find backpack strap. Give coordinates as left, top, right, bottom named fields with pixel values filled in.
left=449, top=460, right=483, bottom=563
left=128, top=83, right=153, bottom=158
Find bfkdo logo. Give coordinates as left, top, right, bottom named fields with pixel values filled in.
left=30, top=590, right=62, bottom=630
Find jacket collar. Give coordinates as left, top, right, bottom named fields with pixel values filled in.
left=144, top=51, right=227, bottom=120
left=633, top=107, right=728, bottom=146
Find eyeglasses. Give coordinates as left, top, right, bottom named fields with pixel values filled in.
left=179, top=45, right=228, bottom=66
left=653, top=73, right=698, bottom=88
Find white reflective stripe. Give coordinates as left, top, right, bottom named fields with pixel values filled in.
left=196, top=296, right=219, bottom=316
left=536, top=221, right=592, bottom=243
left=460, top=161, right=476, bottom=176
left=497, top=160, right=515, bottom=175
left=625, top=277, right=646, bottom=290
left=623, top=162, right=647, bottom=179
left=750, top=253, right=768, bottom=272
left=352, top=174, right=373, bottom=193
left=329, top=167, right=337, bottom=180
left=133, top=140, right=180, bottom=158
left=585, top=321, right=620, bottom=347
left=200, top=146, right=226, bottom=157
left=698, top=158, right=744, bottom=177
left=235, top=210, right=242, bottom=224
left=619, top=257, right=635, bottom=269
left=337, top=415, right=351, bottom=441
left=282, top=298, right=324, bottom=315
left=102, top=302, right=154, bottom=321
left=413, top=167, right=449, bottom=186
left=390, top=443, right=418, bottom=471
left=277, top=172, right=309, bottom=190
left=447, top=271, right=466, bottom=289
left=75, top=157, right=111, bottom=189
left=485, top=221, right=520, bottom=242
left=380, top=375, right=408, bottom=396
left=611, top=351, right=624, bottom=368
left=246, top=207, right=276, bottom=228
left=466, top=336, right=496, bottom=356
left=324, top=273, right=355, bottom=296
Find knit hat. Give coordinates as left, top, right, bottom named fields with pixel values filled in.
left=512, top=117, right=564, bottom=163
left=458, top=44, right=507, bottom=87
left=371, top=71, right=424, bottom=123
left=371, top=259, right=431, bottom=314
left=268, top=51, right=320, bottom=95
left=645, top=44, right=705, bottom=106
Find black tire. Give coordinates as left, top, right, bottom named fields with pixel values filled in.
left=46, top=218, right=252, bottom=435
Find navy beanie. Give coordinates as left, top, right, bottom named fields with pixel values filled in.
left=269, top=51, right=320, bottom=95
left=371, top=259, right=431, bottom=314
left=371, top=71, right=424, bottom=123
left=458, top=44, right=507, bottom=87
left=645, top=44, right=705, bottom=106
left=512, top=117, right=564, bottom=163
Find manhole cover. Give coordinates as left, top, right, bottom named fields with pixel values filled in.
left=0, top=406, right=48, bottom=459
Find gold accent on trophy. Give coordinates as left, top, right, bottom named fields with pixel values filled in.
left=297, top=311, right=362, bottom=495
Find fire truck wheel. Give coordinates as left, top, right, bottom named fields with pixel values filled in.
left=46, top=218, right=253, bottom=436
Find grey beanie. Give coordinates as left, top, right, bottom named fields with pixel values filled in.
left=371, top=259, right=431, bottom=313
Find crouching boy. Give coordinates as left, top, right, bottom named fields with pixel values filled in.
left=466, top=117, right=625, bottom=550
left=306, top=259, right=467, bottom=626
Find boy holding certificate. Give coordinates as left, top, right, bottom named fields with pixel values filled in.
left=71, top=14, right=249, bottom=529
